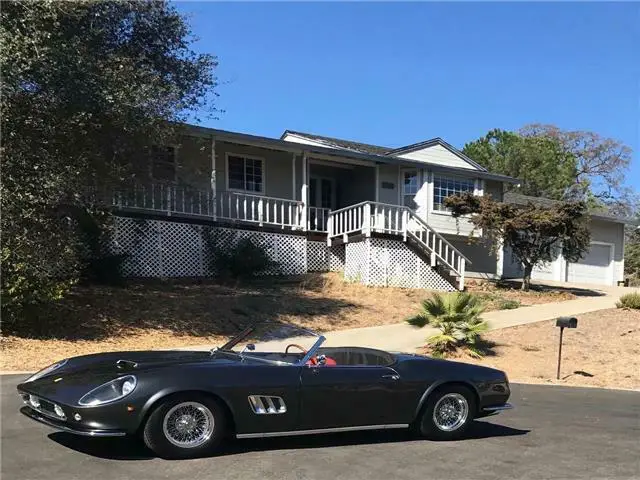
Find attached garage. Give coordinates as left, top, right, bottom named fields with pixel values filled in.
left=500, top=197, right=632, bottom=287
left=566, top=242, right=614, bottom=285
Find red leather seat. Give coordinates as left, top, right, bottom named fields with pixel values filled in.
left=306, top=356, right=337, bottom=367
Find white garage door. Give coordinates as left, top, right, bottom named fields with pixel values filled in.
left=566, top=243, right=613, bottom=285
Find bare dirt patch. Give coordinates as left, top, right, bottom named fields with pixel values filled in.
left=447, top=308, right=640, bottom=390
left=1, top=273, right=584, bottom=371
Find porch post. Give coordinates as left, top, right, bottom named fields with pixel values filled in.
left=211, top=136, right=217, bottom=220
left=301, top=152, right=308, bottom=231
left=458, top=258, right=466, bottom=291
left=496, top=238, right=504, bottom=279
left=375, top=164, right=380, bottom=202
left=291, top=153, right=296, bottom=200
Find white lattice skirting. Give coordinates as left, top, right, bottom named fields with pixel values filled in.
left=307, top=241, right=329, bottom=272
left=344, top=238, right=456, bottom=291
left=111, top=217, right=307, bottom=277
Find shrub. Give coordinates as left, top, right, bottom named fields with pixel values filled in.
left=207, top=236, right=277, bottom=280
left=406, top=292, right=488, bottom=358
left=496, top=299, right=522, bottom=310
left=616, top=292, right=640, bottom=310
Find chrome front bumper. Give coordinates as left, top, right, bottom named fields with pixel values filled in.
left=481, top=403, right=514, bottom=415
left=20, top=406, right=127, bottom=437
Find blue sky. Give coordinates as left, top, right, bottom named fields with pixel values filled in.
left=176, top=2, right=639, bottom=191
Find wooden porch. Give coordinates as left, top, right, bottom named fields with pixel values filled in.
left=102, top=183, right=469, bottom=289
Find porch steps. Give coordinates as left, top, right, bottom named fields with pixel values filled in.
left=327, top=202, right=469, bottom=290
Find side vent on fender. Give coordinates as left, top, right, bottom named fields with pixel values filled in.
left=248, top=395, right=287, bottom=415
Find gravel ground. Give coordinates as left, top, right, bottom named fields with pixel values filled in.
left=453, top=308, right=640, bottom=390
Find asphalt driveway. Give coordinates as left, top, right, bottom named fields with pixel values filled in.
left=1, top=375, right=638, bottom=480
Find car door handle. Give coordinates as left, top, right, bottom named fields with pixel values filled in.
left=382, top=374, right=400, bottom=381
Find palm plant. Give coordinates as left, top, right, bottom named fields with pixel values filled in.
left=406, top=292, right=488, bottom=358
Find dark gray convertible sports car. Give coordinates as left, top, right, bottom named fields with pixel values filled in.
left=18, top=322, right=512, bottom=459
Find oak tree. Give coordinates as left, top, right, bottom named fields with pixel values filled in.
left=1, top=1, right=217, bottom=322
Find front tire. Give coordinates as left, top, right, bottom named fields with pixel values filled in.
left=416, top=385, right=475, bottom=440
left=143, top=394, right=226, bottom=459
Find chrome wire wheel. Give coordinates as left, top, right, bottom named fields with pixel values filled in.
left=432, top=393, right=469, bottom=432
left=162, top=401, right=215, bottom=448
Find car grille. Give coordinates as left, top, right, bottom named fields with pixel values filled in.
left=20, top=393, right=66, bottom=421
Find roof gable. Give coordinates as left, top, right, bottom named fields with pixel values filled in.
left=386, top=138, right=487, bottom=171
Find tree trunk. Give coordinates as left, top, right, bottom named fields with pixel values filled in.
left=522, top=264, right=533, bottom=291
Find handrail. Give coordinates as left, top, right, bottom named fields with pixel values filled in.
left=106, top=183, right=304, bottom=229
left=327, top=201, right=469, bottom=288
left=226, top=191, right=303, bottom=205
left=403, top=208, right=471, bottom=264
left=329, top=201, right=369, bottom=215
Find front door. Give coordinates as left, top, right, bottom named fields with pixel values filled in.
left=299, top=365, right=404, bottom=429
left=309, top=177, right=335, bottom=209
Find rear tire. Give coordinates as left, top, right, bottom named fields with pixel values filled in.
left=415, top=385, right=475, bottom=440
left=143, top=394, right=226, bottom=459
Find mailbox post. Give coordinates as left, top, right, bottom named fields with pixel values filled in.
left=555, top=316, right=578, bottom=380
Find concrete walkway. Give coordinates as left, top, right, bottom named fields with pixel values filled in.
left=319, top=282, right=633, bottom=352
left=183, top=281, right=635, bottom=354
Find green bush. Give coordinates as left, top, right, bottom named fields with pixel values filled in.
left=207, top=237, right=277, bottom=280
left=406, top=292, right=488, bottom=358
left=496, top=299, right=522, bottom=310
left=616, top=292, right=640, bottom=310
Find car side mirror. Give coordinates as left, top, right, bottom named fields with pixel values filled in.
left=316, top=354, right=327, bottom=366
left=246, top=344, right=256, bottom=351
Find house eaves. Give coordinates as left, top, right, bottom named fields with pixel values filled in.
left=183, top=124, right=519, bottom=184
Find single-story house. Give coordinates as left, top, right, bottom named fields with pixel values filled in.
left=103, top=123, right=635, bottom=289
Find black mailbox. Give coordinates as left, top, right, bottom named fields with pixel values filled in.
left=556, top=317, right=578, bottom=329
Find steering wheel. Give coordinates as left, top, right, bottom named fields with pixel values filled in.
left=284, top=343, right=307, bottom=355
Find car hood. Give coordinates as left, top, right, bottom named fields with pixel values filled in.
left=17, top=350, right=228, bottom=403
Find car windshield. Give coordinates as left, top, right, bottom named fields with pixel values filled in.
left=213, top=322, right=324, bottom=366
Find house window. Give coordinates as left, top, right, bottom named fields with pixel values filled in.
left=433, top=175, right=475, bottom=211
left=402, top=170, right=419, bottom=209
left=151, top=146, right=176, bottom=182
left=227, top=155, right=264, bottom=193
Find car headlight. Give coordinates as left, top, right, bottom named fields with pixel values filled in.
left=78, top=375, right=137, bottom=406
left=24, top=359, right=68, bottom=383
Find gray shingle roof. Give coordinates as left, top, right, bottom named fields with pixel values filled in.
left=504, top=192, right=638, bottom=225
left=281, top=130, right=391, bottom=155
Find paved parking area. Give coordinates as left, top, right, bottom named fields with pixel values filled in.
left=1, top=375, right=639, bottom=480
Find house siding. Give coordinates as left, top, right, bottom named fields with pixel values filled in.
left=444, top=235, right=498, bottom=278
left=396, top=144, right=478, bottom=170
left=378, top=164, right=400, bottom=205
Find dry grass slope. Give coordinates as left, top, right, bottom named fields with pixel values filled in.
left=1, top=273, right=582, bottom=371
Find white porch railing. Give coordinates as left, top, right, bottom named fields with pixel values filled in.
left=107, top=183, right=303, bottom=229
left=308, top=206, right=331, bottom=232
left=327, top=201, right=470, bottom=289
